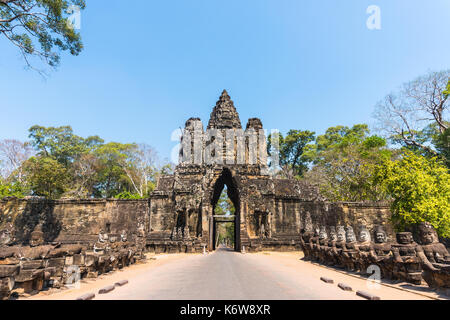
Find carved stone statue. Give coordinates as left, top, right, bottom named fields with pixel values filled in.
left=299, top=213, right=314, bottom=260
left=391, top=232, right=435, bottom=285
left=300, top=228, right=314, bottom=261
left=369, top=225, right=394, bottom=279
left=356, top=225, right=373, bottom=274
left=414, top=222, right=450, bottom=290
left=310, top=227, right=321, bottom=261
left=325, top=226, right=338, bottom=266
left=341, top=226, right=359, bottom=271
left=332, top=226, right=346, bottom=268
left=318, top=226, right=329, bottom=264
left=415, top=222, right=449, bottom=264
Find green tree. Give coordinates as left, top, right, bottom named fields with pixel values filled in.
left=94, top=142, right=135, bottom=198
left=434, top=128, right=450, bottom=167
left=213, top=188, right=236, bottom=247
left=0, top=181, right=26, bottom=198
left=444, top=80, right=450, bottom=99
left=28, top=125, right=103, bottom=167
left=267, top=130, right=315, bottom=178
left=214, top=187, right=235, bottom=216
left=114, top=191, right=145, bottom=200
left=375, top=151, right=450, bottom=238
left=24, top=156, right=69, bottom=199
left=304, top=124, right=392, bottom=201
left=0, top=0, right=86, bottom=73
left=304, top=124, right=370, bottom=163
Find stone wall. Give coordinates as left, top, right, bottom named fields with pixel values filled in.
left=0, top=197, right=393, bottom=252
left=0, top=198, right=150, bottom=246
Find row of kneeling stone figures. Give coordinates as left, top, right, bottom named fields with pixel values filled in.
left=0, top=234, right=145, bottom=300
left=300, top=222, right=450, bottom=291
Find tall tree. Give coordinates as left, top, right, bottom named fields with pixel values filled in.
left=65, top=153, right=100, bottom=198
left=24, top=156, right=69, bottom=199
left=28, top=125, right=103, bottom=167
left=94, top=142, right=134, bottom=198
left=374, top=70, right=449, bottom=156
left=0, top=0, right=85, bottom=73
left=0, top=139, right=33, bottom=183
left=304, top=124, right=392, bottom=201
left=121, top=143, right=159, bottom=198
left=214, top=187, right=235, bottom=216
left=267, top=130, right=315, bottom=178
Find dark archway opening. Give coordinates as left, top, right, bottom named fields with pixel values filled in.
left=211, top=168, right=240, bottom=251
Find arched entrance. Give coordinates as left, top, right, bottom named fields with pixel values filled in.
left=210, top=168, right=240, bottom=251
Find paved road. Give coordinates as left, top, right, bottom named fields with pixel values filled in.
left=99, top=248, right=363, bottom=300
left=31, top=247, right=438, bottom=300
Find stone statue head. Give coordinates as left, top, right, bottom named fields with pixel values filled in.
left=329, top=226, right=337, bottom=241
left=337, top=226, right=346, bottom=242
left=345, top=226, right=356, bottom=242
left=396, top=232, right=414, bottom=245
left=373, top=226, right=387, bottom=244
left=319, top=226, right=328, bottom=240
left=358, top=225, right=371, bottom=243
left=416, top=222, right=438, bottom=245
left=304, top=212, right=313, bottom=233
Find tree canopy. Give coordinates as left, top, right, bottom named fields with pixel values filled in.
left=0, top=125, right=172, bottom=199
left=267, top=129, right=315, bottom=178
left=0, top=0, right=86, bottom=73
left=303, top=124, right=392, bottom=201
left=375, top=152, right=450, bottom=238
left=373, top=70, right=449, bottom=159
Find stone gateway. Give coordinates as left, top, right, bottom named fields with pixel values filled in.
left=149, top=90, right=324, bottom=253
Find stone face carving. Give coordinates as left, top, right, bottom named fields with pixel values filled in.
left=369, top=225, right=394, bottom=279
left=301, top=222, right=450, bottom=293
left=332, top=226, right=346, bottom=268
left=318, top=226, right=329, bottom=264
left=414, top=222, right=450, bottom=290
left=325, top=226, right=338, bottom=266
left=342, top=226, right=359, bottom=271
left=357, top=225, right=373, bottom=274
left=415, top=222, right=449, bottom=264
left=391, top=232, right=425, bottom=285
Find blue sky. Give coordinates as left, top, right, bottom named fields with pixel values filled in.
left=1, top=0, right=449, bottom=160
